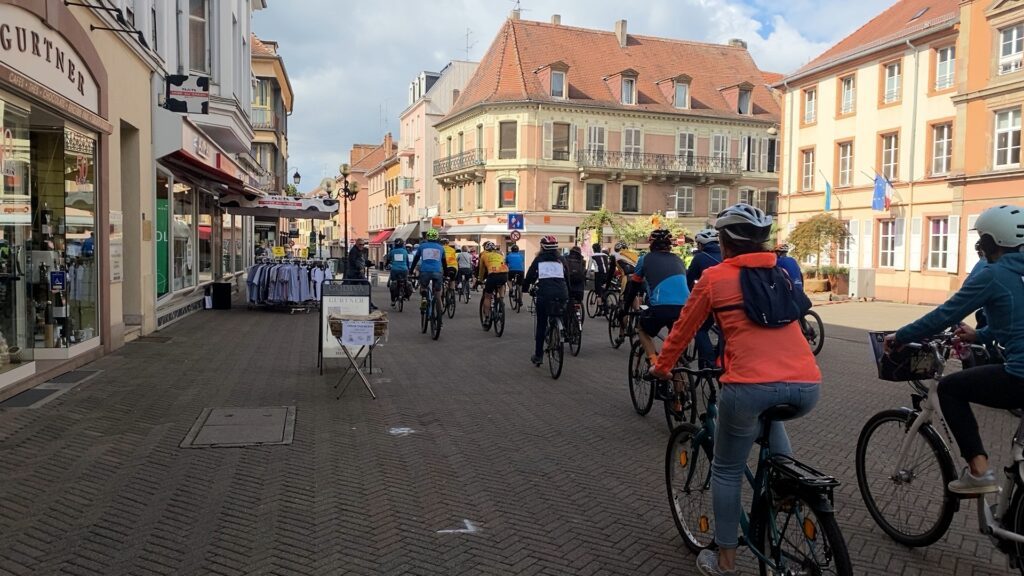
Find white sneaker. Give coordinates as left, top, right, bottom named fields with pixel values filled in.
left=696, top=549, right=737, bottom=576
left=948, top=467, right=999, bottom=495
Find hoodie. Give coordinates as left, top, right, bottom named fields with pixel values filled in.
left=896, top=252, right=1024, bottom=378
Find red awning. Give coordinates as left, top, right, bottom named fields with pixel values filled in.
left=160, top=150, right=246, bottom=195
left=369, top=229, right=394, bottom=245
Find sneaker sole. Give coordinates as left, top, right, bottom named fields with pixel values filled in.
left=949, top=485, right=1000, bottom=496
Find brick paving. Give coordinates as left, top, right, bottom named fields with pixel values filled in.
left=0, top=289, right=1016, bottom=575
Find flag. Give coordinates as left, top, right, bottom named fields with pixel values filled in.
left=824, top=177, right=832, bottom=212
left=884, top=179, right=894, bottom=210
left=871, top=175, right=886, bottom=210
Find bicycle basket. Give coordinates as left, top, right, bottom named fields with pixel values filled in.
left=868, top=331, right=939, bottom=382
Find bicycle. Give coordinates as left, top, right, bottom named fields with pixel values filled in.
left=608, top=307, right=639, bottom=349
left=586, top=278, right=621, bottom=319
left=660, top=366, right=852, bottom=575
left=628, top=338, right=713, bottom=431
left=509, top=280, right=523, bottom=313
left=530, top=294, right=567, bottom=379
left=390, top=276, right=410, bottom=313
left=478, top=289, right=506, bottom=337
left=855, top=332, right=1024, bottom=571
left=419, top=280, right=443, bottom=340
left=566, top=298, right=583, bottom=357
left=444, top=279, right=457, bottom=319
left=458, top=274, right=472, bottom=304
left=800, top=309, right=825, bottom=356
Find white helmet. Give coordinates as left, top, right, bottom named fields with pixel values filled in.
left=714, top=203, right=773, bottom=242
left=974, top=205, right=1024, bottom=248
left=694, top=229, right=719, bottom=246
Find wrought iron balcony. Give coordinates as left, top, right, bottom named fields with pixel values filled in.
left=433, top=148, right=486, bottom=176
left=575, top=150, right=741, bottom=175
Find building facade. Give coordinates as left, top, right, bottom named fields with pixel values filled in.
left=433, top=14, right=781, bottom=255
left=366, top=135, right=400, bottom=264
left=775, top=0, right=962, bottom=304
left=250, top=34, right=293, bottom=250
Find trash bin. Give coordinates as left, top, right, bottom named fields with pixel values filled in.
left=210, top=282, right=232, bottom=310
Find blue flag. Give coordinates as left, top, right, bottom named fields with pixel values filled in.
left=824, top=179, right=832, bottom=211
left=871, top=175, right=886, bottom=210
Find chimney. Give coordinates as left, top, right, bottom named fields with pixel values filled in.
left=728, top=38, right=748, bottom=49
left=551, top=14, right=561, bottom=25
left=452, top=89, right=460, bottom=103
left=615, top=19, right=627, bottom=48
left=384, top=132, right=394, bottom=153
left=510, top=9, right=520, bottom=20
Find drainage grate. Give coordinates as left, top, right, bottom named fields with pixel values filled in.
left=47, top=370, right=102, bottom=385
left=135, top=336, right=173, bottom=343
left=180, top=406, right=296, bottom=448
left=0, top=388, right=61, bottom=408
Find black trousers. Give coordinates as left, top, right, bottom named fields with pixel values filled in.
left=937, top=364, right=1024, bottom=460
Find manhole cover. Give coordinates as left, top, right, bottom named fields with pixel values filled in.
left=0, top=388, right=61, bottom=408
left=48, top=370, right=101, bottom=385
left=135, top=336, right=173, bottom=343
left=180, top=407, right=296, bottom=448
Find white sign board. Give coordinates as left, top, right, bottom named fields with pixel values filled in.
left=165, top=74, right=210, bottom=114
left=321, top=282, right=371, bottom=359
left=342, top=321, right=374, bottom=346
left=109, top=210, right=123, bottom=283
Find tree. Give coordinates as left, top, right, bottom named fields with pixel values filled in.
left=577, top=207, right=621, bottom=246
left=787, top=213, right=849, bottom=275
left=283, top=184, right=298, bottom=197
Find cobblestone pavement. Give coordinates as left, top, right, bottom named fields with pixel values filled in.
left=0, top=289, right=1017, bottom=575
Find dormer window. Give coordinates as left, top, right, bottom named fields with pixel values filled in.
left=738, top=88, right=752, bottom=115
left=674, top=82, right=690, bottom=109
left=622, top=77, right=636, bottom=105
left=552, top=70, right=566, bottom=98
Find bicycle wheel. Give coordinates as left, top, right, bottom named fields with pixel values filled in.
left=510, top=285, right=521, bottom=312
left=604, top=292, right=619, bottom=321
left=547, top=323, right=563, bottom=379
left=586, top=290, right=599, bottom=318
left=1005, top=488, right=1024, bottom=575
left=627, top=315, right=639, bottom=350
left=664, top=387, right=688, bottom=432
left=751, top=492, right=853, bottom=576
left=397, top=292, right=404, bottom=313
left=803, top=310, right=825, bottom=356
left=627, top=341, right=654, bottom=415
left=855, top=409, right=957, bottom=547
left=665, top=423, right=715, bottom=553
left=431, top=301, right=442, bottom=340
left=445, top=289, right=456, bottom=319
left=420, top=301, right=428, bottom=334
left=493, top=298, right=505, bottom=337
left=608, top=313, right=622, bottom=348
left=568, top=309, right=582, bottom=356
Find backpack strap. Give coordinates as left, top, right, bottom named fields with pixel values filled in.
left=712, top=303, right=743, bottom=313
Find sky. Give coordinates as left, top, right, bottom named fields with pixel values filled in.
left=253, top=0, right=895, bottom=193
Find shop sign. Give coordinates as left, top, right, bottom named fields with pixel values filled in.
left=49, top=270, right=65, bottom=292
left=0, top=5, right=99, bottom=112
left=193, top=136, right=210, bottom=159
left=164, top=74, right=209, bottom=114
left=271, top=246, right=285, bottom=258
left=0, top=196, right=30, bottom=224
left=109, top=211, right=123, bottom=283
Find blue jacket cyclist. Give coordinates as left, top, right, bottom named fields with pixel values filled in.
left=620, top=229, right=689, bottom=369
left=410, top=229, right=446, bottom=307
left=386, top=239, right=411, bottom=304
left=890, top=205, right=1024, bottom=496
left=687, top=229, right=722, bottom=368
left=506, top=244, right=526, bottom=285
left=773, top=244, right=804, bottom=291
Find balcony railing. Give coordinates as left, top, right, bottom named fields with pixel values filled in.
left=250, top=107, right=276, bottom=130
left=434, top=148, right=486, bottom=176
left=576, top=150, right=741, bottom=174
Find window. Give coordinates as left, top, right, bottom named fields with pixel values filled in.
left=677, top=132, right=695, bottom=170
left=742, top=136, right=760, bottom=171
left=624, top=127, right=642, bottom=167
left=840, top=76, right=855, bottom=115
left=709, top=188, right=729, bottom=215
left=935, top=46, right=955, bottom=90
left=476, top=124, right=484, bottom=151
left=766, top=138, right=779, bottom=173
left=476, top=181, right=484, bottom=209
left=1000, top=24, right=1024, bottom=75
left=188, top=0, right=208, bottom=73
left=932, top=123, right=952, bottom=175
left=995, top=108, right=1021, bottom=168
left=446, top=188, right=452, bottom=213
left=801, top=149, right=815, bottom=191
left=621, top=77, right=636, bottom=105
left=553, top=122, right=571, bottom=160
left=586, top=125, right=606, bottom=163
left=738, top=89, right=752, bottom=115
left=928, top=217, right=949, bottom=269
left=499, top=121, right=517, bottom=159
left=446, top=136, right=452, bottom=157
left=551, top=70, right=566, bottom=98
left=838, top=142, right=853, bottom=187
left=499, top=180, right=517, bottom=208
left=552, top=182, right=570, bottom=210
left=837, top=222, right=852, bottom=266
left=803, top=88, right=816, bottom=123
left=712, top=134, right=729, bottom=172
left=879, top=220, right=896, bottom=267
left=738, top=189, right=752, bottom=204
left=126, top=0, right=135, bottom=27
left=884, top=61, right=902, bottom=103
left=151, top=5, right=158, bottom=51
left=621, top=184, right=639, bottom=213
left=585, top=183, right=604, bottom=211
left=882, top=133, right=899, bottom=181
left=458, top=132, right=464, bottom=154
left=673, top=186, right=694, bottom=214
left=457, top=186, right=463, bottom=212
left=674, top=82, right=689, bottom=109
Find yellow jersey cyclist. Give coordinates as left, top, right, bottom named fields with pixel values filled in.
left=441, top=238, right=459, bottom=293
left=478, top=241, right=509, bottom=323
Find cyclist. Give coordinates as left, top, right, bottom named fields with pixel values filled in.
left=623, top=229, right=689, bottom=371
left=522, top=235, right=570, bottom=367
left=649, top=204, right=821, bottom=576
left=477, top=241, right=509, bottom=325
left=688, top=229, right=723, bottom=368
left=442, top=238, right=459, bottom=294
left=457, top=245, right=474, bottom=297
left=385, top=238, right=411, bottom=305
left=566, top=245, right=587, bottom=308
left=410, top=229, right=446, bottom=310
left=506, top=243, right=526, bottom=288
left=887, top=205, right=1024, bottom=495
left=774, top=243, right=804, bottom=292
left=612, top=240, right=638, bottom=283
left=589, top=243, right=612, bottom=301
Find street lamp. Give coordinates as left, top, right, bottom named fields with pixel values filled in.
left=337, top=163, right=360, bottom=256
left=292, top=169, right=301, bottom=186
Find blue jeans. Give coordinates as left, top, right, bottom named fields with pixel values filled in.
left=712, top=382, right=819, bottom=548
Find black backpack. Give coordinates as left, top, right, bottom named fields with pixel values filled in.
left=566, top=256, right=586, bottom=285
left=717, top=266, right=812, bottom=328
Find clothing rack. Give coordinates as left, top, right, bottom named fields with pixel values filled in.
left=246, top=258, right=333, bottom=314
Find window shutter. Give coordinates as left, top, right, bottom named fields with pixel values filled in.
left=965, top=214, right=981, bottom=273
left=894, top=217, right=906, bottom=270
left=740, top=137, right=749, bottom=170
left=862, top=219, right=873, bottom=268
left=542, top=121, right=553, bottom=160
left=947, top=215, right=960, bottom=274
left=760, top=137, right=769, bottom=173
left=848, top=220, right=860, bottom=268
left=570, top=124, right=577, bottom=159
left=909, top=217, right=922, bottom=271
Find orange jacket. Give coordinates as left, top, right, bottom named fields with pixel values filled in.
left=653, top=252, right=821, bottom=385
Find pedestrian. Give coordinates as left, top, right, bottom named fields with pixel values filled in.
left=345, top=239, right=367, bottom=280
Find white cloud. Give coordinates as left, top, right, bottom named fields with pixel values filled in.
left=254, top=0, right=894, bottom=192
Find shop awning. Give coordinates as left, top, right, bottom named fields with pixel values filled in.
left=161, top=149, right=247, bottom=196
left=369, top=229, right=394, bottom=245
left=391, top=222, right=420, bottom=242
left=218, top=193, right=339, bottom=220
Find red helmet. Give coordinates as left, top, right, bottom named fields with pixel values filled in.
left=540, top=235, right=559, bottom=250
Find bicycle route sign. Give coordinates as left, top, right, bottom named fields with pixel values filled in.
left=507, top=213, right=524, bottom=231
left=509, top=230, right=521, bottom=242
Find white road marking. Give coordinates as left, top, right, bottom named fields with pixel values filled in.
left=436, top=519, right=480, bottom=534
left=388, top=427, right=416, bottom=436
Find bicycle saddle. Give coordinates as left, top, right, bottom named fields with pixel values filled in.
left=760, top=404, right=800, bottom=422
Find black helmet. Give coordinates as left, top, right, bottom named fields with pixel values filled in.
left=510, top=244, right=520, bottom=252
left=591, top=242, right=602, bottom=253
left=648, top=229, right=673, bottom=249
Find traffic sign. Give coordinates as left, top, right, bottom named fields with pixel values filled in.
left=507, top=213, right=524, bottom=231
left=509, top=230, right=522, bottom=242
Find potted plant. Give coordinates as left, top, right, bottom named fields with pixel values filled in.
left=829, top=266, right=850, bottom=296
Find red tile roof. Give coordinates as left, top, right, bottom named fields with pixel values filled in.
left=789, top=0, right=958, bottom=80
left=446, top=18, right=779, bottom=122
left=251, top=34, right=276, bottom=57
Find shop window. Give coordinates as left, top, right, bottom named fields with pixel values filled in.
left=156, top=173, right=171, bottom=297
left=0, top=101, right=31, bottom=361
left=198, top=192, right=216, bottom=283
left=173, top=183, right=196, bottom=290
